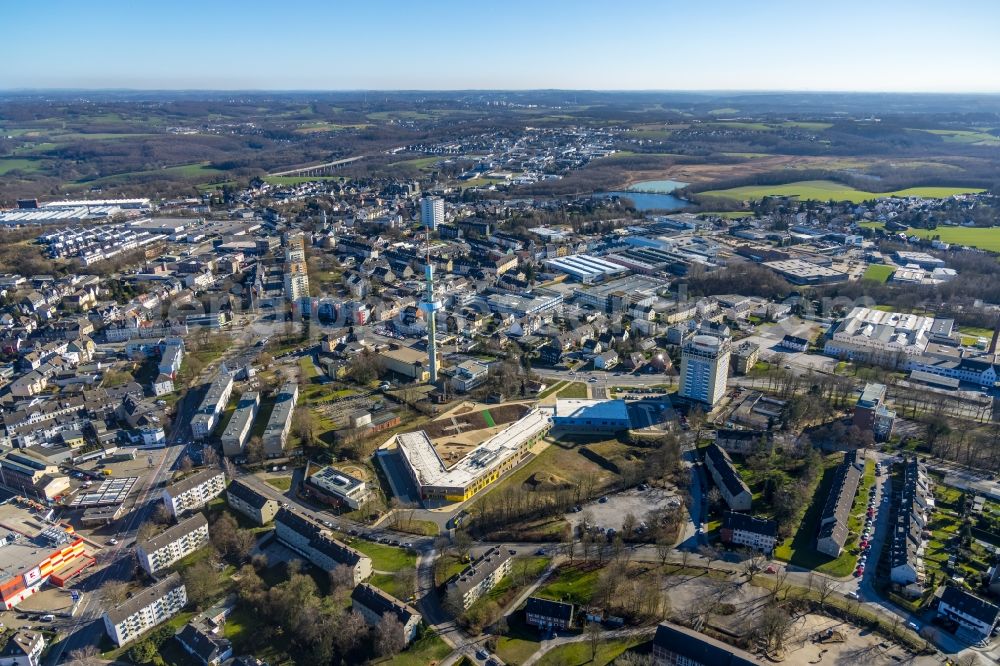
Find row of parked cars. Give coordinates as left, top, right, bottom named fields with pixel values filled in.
left=855, top=461, right=885, bottom=577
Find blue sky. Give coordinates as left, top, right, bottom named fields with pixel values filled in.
left=3, top=0, right=999, bottom=91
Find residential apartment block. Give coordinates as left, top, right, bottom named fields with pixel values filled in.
left=263, top=382, right=298, bottom=458
left=651, top=621, right=756, bottom=666
left=221, top=391, right=259, bottom=457
left=190, top=371, right=234, bottom=440
left=525, top=597, right=574, bottom=631
left=162, top=468, right=226, bottom=519
left=136, top=513, right=210, bottom=575
left=721, top=511, right=778, bottom=555
left=103, top=573, right=187, bottom=647
left=889, top=458, right=931, bottom=595
left=703, top=443, right=751, bottom=512
left=937, top=586, right=1000, bottom=644
left=351, top=583, right=422, bottom=646
left=447, top=546, right=514, bottom=610
left=816, top=450, right=864, bottom=558
left=225, top=479, right=280, bottom=526
left=274, top=508, right=372, bottom=584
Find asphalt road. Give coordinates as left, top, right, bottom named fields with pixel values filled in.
left=45, top=345, right=247, bottom=664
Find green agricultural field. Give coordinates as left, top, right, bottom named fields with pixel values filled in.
left=388, top=156, right=446, bottom=171
left=697, top=179, right=984, bottom=204
left=862, top=264, right=895, bottom=282
left=914, top=128, right=1000, bottom=146
left=707, top=121, right=774, bottom=131
left=864, top=223, right=1000, bottom=253
left=698, top=210, right=754, bottom=219
left=0, top=158, right=42, bottom=174
left=780, top=121, right=834, bottom=131
left=294, top=121, right=370, bottom=133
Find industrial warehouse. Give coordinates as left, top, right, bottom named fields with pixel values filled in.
left=390, top=406, right=553, bottom=503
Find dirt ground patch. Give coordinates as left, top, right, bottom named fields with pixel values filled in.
left=567, top=487, right=680, bottom=532
left=781, top=613, right=935, bottom=665
left=335, top=463, right=371, bottom=482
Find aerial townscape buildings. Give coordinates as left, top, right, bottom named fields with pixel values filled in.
left=1, top=71, right=1000, bottom=666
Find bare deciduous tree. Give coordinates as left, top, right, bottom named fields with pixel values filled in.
left=376, top=611, right=406, bottom=657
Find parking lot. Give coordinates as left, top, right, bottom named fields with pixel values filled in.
left=565, top=486, right=680, bottom=533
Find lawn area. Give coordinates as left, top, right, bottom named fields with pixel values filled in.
left=381, top=630, right=450, bottom=665
left=697, top=179, right=983, bottom=204
left=482, top=409, right=497, bottom=428
left=435, top=553, right=469, bottom=587
left=495, top=614, right=547, bottom=665
left=537, top=380, right=566, bottom=399
left=369, top=571, right=414, bottom=601
left=535, top=637, right=646, bottom=666
left=557, top=382, right=589, bottom=399
left=486, top=557, right=550, bottom=603
left=773, top=455, right=858, bottom=575
left=393, top=518, right=439, bottom=537
left=341, top=537, right=417, bottom=573
left=862, top=264, right=895, bottom=283
left=534, top=561, right=603, bottom=605
left=299, top=355, right=319, bottom=379
left=266, top=476, right=292, bottom=491
left=858, top=223, right=1000, bottom=252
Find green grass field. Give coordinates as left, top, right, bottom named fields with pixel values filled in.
left=864, top=223, right=1000, bottom=252
left=697, top=179, right=984, bottom=204
left=265, top=477, right=292, bottom=491
left=536, top=637, right=646, bottom=666
left=381, top=631, right=451, bottom=665
left=0, top=158, right=42, bottom=174
left=343, top=538, right=416, bottom=572
left=707, top=121, right=774, bottom=131
left=698, top=210, right=755, bottom=219
left=535, top=562, right=602, bottom=605
left=557, top=382, right=589, bottom=399
left=862, top=264, right=895, bottom=282
left=387, top=156, right=445, bottom=171
left=913, top=128, right=1000, bottom=145
left=482, top=410, right=497, bottom=428
left=780, top=121, right=834, bottom=131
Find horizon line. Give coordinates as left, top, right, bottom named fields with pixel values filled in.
left=2, top=87, right=1000, bottom=96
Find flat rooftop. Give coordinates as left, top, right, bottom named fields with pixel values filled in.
left=396, top=407, right=553, bottom=490
left=381, top=346, right=426, bottom=365
left=309, top=466, right=365, bottom=497
left=553, top=399, right=630, bottom=422
left=574, top=274, right=666, bottom=298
